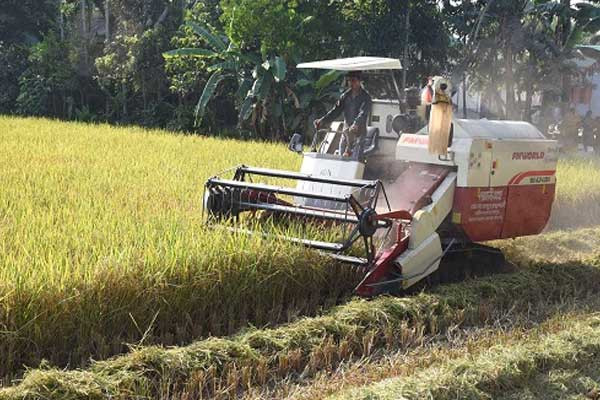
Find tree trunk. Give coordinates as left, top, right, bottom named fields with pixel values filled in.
left=560, top=0, right=572, bottom=111
left=523, top=59, right=535, bottom=121
left=105, top=0, right=110, bottom=42
left=154, top=6, right=169, bottom=29
left=503, top=30, right=515, bottom=119
left=59, top=0, right=64, bottom=40
left=142, top=78, right=147, bottom=111
left=462, top=74, right=467, bottom=118
left=523, top=86, right=533, bottom=122
left=81, top=0, right=87, bottom=36
left=122, top=82, right=127, bottom=118
left=401, top=5, right=410, bottom=99
left=81, top=0, right=89, bottom=72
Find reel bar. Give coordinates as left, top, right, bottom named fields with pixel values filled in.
left=229, top=227, right=345, bottom=252
left=230, top=226, right=370, bottom=265
left=207, top=178, right=350, bottom=203
left=237, top=166, right=379, bottom=188
left=237, top=201, right=360, bottom=223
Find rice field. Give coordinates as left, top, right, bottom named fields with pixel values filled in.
left=1, top=115, right=600, bottom=398
left=0, top=116, right=361, bottom=378
left=550, top=156, right=600, bottom=229
left=1, top=240, right=598, bottom=399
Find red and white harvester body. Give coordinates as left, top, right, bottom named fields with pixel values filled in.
left=204, top=58, right=559, bottom=296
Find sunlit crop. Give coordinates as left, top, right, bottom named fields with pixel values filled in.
left=0, top=115, right=598, bottom=388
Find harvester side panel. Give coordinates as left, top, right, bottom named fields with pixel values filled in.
left=490, top=139, right=558, bottom=239
left=451, top=138, right=558, bottom=242
left=452, top=187, right=507, bottom=241
left=501, top=183, right=556, bottom=238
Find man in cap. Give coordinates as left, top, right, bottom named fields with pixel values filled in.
left=314, top=70, right=372, bottom=158
left=421, top=76, right=434, bottom=122
left=559, top=107, right=581, bottom=153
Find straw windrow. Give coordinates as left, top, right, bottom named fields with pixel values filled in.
left=328, top=313, right=600, bottom=400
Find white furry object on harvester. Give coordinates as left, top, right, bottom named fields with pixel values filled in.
left=428, top=76, right=453, bottom=156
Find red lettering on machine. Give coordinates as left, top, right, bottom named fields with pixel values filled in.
left=511, top=152, right=545, bottom=160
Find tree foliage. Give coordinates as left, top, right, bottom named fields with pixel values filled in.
left=1, top=0, right=599, bottom=137
left=444, top=0, right=600, bottom=120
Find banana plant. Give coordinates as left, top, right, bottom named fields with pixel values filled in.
left=163, top=22, right=343, bottom=139
left=239, top=58, right=344, bottom=139
left=238, top=55, right=298, bottom=139
left=163, top=22, right=257, bottom=127
left=285, top=69, right=344, bottom=135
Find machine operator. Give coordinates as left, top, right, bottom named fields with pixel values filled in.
left=314, top=71, right=372, bottom=158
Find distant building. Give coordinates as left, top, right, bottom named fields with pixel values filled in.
left=448, top=46, right=600, bottom=124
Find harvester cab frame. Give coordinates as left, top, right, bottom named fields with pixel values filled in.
left=204, top=56, right=559, bottom=297
left=291, top=57, right=414, bottom=168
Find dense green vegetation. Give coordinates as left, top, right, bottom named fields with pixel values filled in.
left=2, top=1, right=599, bottom=137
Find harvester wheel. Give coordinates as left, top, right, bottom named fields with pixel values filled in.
left=204, top=187, right=240, bottom=221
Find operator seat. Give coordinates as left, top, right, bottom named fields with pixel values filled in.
left=362, top=126, right=380, bottom=157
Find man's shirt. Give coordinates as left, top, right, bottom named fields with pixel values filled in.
left=321, top=88, right=372, bottom=136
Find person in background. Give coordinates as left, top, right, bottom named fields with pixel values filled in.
left=421, top=76, right=434, bottom=122
left=539, top=107, right=554, bottom=137
left=594, top=116, right=600, bottom=154
left=559, top=107, right=581, bottom=153
left=582, top=110, right=595, bottom=154
left=314, top=71, right=372, bottom=158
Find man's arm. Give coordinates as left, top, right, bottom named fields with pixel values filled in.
left=320, top=93, right=346, bottom=125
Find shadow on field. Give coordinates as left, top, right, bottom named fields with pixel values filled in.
left=2, top=258, right=600, bottom=399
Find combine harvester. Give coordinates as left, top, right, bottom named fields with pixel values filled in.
left=204, top=57, right=559, bottom=296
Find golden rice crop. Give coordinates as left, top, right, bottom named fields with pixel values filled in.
left=0, top=115, right=598, bottom=383
left=551, top=156, right=600, bottom=229
left=0, top=116, right=361, bottom=378
left=1, top=250, right=599, bottom=399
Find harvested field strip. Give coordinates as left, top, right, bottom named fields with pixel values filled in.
left=328, top=313, right=600, bottom=400
left=494, top=226, right=600, bottom=264
left=243, top=296, right=600, bottom=399
left=1, top=253, right=599, bottom=399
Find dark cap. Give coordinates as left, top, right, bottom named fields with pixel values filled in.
left=346, top=70, right=363, bottom=79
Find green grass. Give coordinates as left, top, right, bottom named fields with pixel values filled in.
left=0, top=115, right=599, bottom=386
